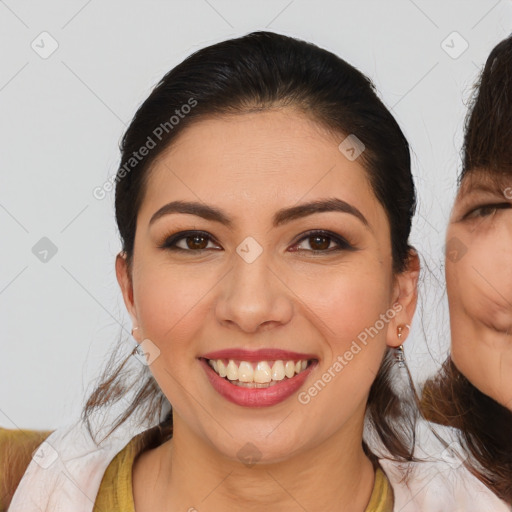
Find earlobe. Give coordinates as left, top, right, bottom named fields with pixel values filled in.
left=387, top=320, right=412, bottom=349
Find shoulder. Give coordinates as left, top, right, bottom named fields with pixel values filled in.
left=380, top=458, right=510, bottom=512
left=4, top=415, right=167, bottom=512
left=0, top=427, right=54, bottom=512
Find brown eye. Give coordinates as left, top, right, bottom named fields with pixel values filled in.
left=308, top=234, right=331, bottom=251
left=184, top=234, right=209, bottom=250
left=466, top=206, right=498, bottom=219
left=291, top=230, right=353, bottom=253
left=159, top=231, right=220, bottom=252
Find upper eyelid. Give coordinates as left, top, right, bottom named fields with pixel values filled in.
left=468, top=202, right=510, bottom=211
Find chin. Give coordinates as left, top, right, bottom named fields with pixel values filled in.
left=212, top=431, right=308, bottom=466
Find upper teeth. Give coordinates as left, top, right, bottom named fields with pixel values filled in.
left=208, top=359, right=309, bottom=383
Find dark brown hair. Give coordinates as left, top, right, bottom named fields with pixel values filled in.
left=461, top=35, right=512, bottom=181
left=422, top=33, right=512, bottom=503
left=82, top=31, right=419, bottom=463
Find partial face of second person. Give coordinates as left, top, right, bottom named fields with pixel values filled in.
left=116, top=107, right=418, bottom=464
left=446, top=169, right=512, bottom=409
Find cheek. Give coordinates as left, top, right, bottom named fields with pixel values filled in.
left=291, top=265, right=393, bottom=360
left=472, top=230, right=512, bottom=296
left=448, top=232, right=512, bottom=329
left=132, top=261, right=214, bottom=354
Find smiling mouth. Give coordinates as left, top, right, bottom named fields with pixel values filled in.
left=202, top=358, right=316, bottom=388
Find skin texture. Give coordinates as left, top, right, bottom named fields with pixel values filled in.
left=446, top=169, right=512, bottom=411
left=116, top=108, right=419, bottom=511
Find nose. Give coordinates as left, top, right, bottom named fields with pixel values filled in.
left=215, top=249, right=293, bottom=334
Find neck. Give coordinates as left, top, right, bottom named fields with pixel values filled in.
left=134, top=414, right=376, bottom=512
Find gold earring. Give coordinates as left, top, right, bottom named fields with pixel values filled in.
left=396, top=323, right=410, bottom=340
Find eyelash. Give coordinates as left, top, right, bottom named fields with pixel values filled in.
left=158, top=229, right=354, bottom=254
left=462, top=202, right=511, bottom=220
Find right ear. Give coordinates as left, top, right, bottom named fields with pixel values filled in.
left=115, top=251, right=138, bottom=330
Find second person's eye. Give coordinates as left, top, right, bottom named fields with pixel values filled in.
left=463, top=203, right=511, bottom=220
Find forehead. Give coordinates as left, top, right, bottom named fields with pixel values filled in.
left=138, top=109, right=382, bottom=226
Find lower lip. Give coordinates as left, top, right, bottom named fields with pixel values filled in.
left=199, top=358, right=317, bottom=407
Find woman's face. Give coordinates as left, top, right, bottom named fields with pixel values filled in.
left=117, top=108, right=418, bottom=463
left=446, top=169, right=512, bottom=409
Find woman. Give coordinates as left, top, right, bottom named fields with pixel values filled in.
left=3, top=31, right=506, bottom=511
left=422, top=33, right=512, bottom=504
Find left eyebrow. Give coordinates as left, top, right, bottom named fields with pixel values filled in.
left=149, top=197, right=371, bottom=230
left=458, top=173, right=511, bottom=199
left=458, top=183, right=504, bottom=203
left=273, top=197, right=370, bottom=229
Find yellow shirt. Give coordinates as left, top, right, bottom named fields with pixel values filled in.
left=0, top=427, right=393, bottom=512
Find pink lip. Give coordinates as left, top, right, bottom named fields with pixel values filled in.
left=199, top=357, right=318, bottom=408
left=201, top=348, right=317, bottom=362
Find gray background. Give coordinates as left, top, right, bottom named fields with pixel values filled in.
left=1, top=0, right=511, bottom=430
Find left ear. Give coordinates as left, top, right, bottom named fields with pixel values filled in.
left=386, top=247, right=420, bottom=348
